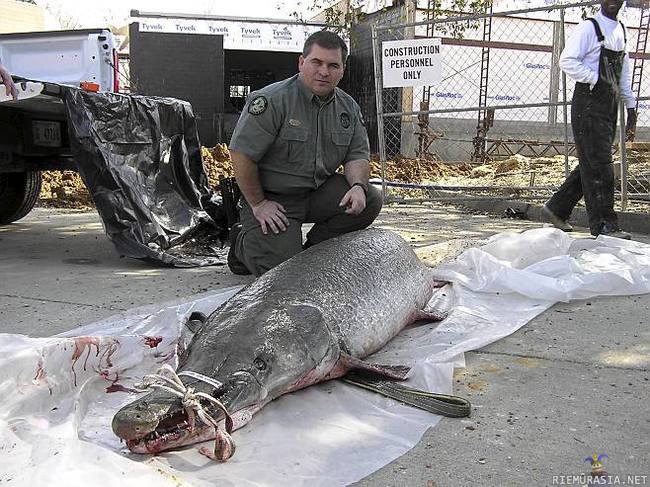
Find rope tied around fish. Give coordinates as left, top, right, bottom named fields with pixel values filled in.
left=135, top=364, right=236, bottom=461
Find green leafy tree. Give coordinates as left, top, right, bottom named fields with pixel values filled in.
left=277, top=1, right=607, bottom=35
left=278, top=1, right=496, bottom=34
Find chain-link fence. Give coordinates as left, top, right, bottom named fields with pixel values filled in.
left=372, top=1, right=650, bottom=212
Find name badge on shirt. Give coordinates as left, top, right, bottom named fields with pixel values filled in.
left=288, top=119, right=302, bottom=127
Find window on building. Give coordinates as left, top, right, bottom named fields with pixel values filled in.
left=230, top=85, right=250, bottom=99
left=229, top=85, right=250, bottom=112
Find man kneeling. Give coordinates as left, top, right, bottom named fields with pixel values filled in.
left=227, top=30, right=381, bottom=277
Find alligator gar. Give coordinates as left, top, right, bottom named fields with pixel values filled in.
left=112, top=228, right=448, bottom=460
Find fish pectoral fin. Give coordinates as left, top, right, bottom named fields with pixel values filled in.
left=409, top=308, right=448, bottom=325
left=339, top=353, right=410, bottom=380
left=343, top=373, right=472, bottom=418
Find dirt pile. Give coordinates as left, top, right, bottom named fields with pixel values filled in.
left=39, top=170, right=93, bottom=209
left=433, top=152, right=650, bottom=194
left=38, top=145, right=235, bottom=208
left=202, top=144, right=234, bottom=189
left=33, top=152, right=574, bottom=208
left=437, top=154, right=579, bottom=189
left=36, top=148, right=650, bottom=211
left=370, top=155, right=472, bottom=183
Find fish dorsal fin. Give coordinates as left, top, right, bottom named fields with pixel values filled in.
left=339, top=353, right=410, bottom=380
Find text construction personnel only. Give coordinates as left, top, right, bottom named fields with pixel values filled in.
left=381, top=38, right=442, bottom=88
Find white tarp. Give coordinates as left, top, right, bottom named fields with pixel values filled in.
left=2, top=228, right=650, bottom=486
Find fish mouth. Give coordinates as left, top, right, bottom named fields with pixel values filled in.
left=125, top=409, right=204, bottom=454
left=115, top=371, right=261, bottom=454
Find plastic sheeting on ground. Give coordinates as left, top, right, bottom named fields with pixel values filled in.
left=2, top=228, right=650, bottom=486
left=62, top=87, right=228, bottom=267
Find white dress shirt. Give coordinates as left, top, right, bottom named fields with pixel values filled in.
left=559, top=11, right=635, bottom=108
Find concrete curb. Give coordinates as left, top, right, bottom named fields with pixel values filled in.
left=446, top=196, right=650, bottom=235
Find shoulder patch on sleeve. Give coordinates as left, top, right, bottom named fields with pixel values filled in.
left=248, top=95, right=268, bottom=115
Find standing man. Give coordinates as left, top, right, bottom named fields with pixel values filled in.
left=0, top=61, right=18, bottom=100
left=227, top=30, right=381, bottom=276
left=543, top=0, right=635, bottom=239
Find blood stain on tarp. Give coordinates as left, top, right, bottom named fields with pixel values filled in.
left=144, top=336, right=163, bottom=348
left=141, top=334, right=176, bottom=363
left=33, top=356, right=53, bottom=395
left=71, top=337, right=120, bottom=386
left=102, top=372, right=139, bottom=394
left=101, top=340, right=119, bottom=368
left=71, top=337, right=101, bottom=386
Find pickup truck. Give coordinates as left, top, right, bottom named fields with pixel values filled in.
left=0, top=28, right=119, bottom=224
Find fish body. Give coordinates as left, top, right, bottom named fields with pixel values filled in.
left=112, top=229, right=446, bottom=457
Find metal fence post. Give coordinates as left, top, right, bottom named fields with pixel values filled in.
left=549, top=20, right=562, bottom=126
left=372, top=24, right=388, bottom=200
left=561, top=8, right=570, bottom=178
left=619, top=102, right=629, bottom=211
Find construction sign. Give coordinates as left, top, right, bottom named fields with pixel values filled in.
left=381, top=38, right=442, bottom=88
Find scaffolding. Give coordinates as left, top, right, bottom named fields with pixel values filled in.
left=416, top=0, right=439, bottom=157
left=471, top=0, right=494, bottom=162
left=630, top=4, right=650, bottom=141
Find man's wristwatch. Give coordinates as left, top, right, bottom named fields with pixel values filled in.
left=351, top=182, right=368, bottom=196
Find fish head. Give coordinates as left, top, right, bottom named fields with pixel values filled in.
left=186, top=301, right=334, bottom=408
left=113, top=302, right=334, bottom=453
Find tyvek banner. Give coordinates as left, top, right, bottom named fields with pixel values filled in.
left=136, top=17, right=333, bottom=53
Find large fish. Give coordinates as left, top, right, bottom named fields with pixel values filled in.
left=112, top=228, right=448, bottom=460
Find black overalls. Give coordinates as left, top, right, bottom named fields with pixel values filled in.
left=546, top=18, right=627, bottom=236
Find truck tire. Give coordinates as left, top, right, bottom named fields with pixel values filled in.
left=0, top=171, right=42, bottom=225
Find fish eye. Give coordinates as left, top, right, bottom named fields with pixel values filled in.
left=253, top=357, right=267, bottom=371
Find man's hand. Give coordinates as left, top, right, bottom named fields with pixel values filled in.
left=339, top=185, right=366, bottom=215
left=0, top=64, right=18, bottom=101
left=251, top=199, right=289, bottom=235
left=625, top=107, right=637, bottom=141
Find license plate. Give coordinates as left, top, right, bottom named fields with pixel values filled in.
left=32, top=120, right=62, bottom=147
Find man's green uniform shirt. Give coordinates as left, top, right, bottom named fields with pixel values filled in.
left=229, top=74, right=371, bottom=194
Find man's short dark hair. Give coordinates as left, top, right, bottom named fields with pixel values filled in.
left=302, top=30, right=348, bottom=65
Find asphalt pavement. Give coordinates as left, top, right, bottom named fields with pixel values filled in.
left=0, top=204, right=648, bottom=486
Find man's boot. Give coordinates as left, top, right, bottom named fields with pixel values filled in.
left=598, top=223, right=631, bottom=240
left=227, top=224, right=252, bottom=275
left=542, top=205, right=573, bottom=232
